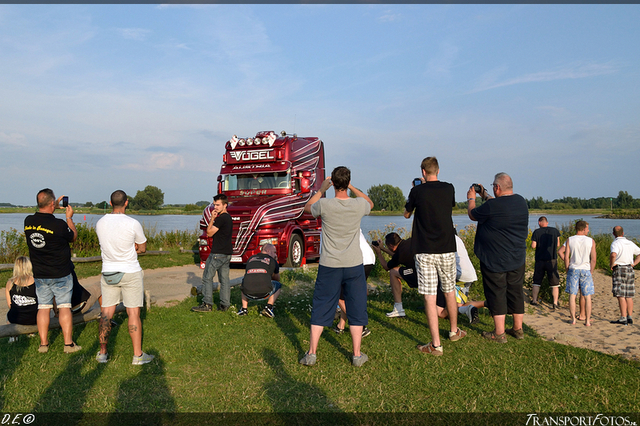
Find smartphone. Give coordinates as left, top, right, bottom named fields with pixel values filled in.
left=372, top=240, right=379, bottom=247
left=413, top=178, right=422, bottom=187
left=61, top=196, right=69, bottom=208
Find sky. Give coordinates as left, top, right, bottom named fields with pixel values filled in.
left=1, top=4, right=639, bottom=206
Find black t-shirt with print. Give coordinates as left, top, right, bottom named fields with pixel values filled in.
left=24, top=212, right=74, bottom=279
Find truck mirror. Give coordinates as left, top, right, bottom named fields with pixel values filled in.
left=217, top=175, right=222, bottom=182
left=300, top=178, right=311, bottom=193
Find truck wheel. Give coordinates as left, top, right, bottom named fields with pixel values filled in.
left=285, top=234, right=304, bottom=268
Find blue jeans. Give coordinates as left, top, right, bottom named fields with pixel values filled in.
left=35, top=274, right=73, bottom=309
left=202, top=253, right=231, bottom=307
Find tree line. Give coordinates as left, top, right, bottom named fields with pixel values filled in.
left=363, top=185, right=640, bottom=212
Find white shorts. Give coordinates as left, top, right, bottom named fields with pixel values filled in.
left=100, top=270, right=144, bottom=308
left=415, top=252, right=456, bottom=296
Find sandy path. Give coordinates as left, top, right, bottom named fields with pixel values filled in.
left=523, top=269, right=640, bottom=361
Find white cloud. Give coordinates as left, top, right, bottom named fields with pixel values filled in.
left=120, top=152, right=185, bottom=171
left=378, top=10, right=402, bottom=22
left=0, top=131, right=27, bottom=147
left=471, top=62, right=618, bottom=93
left=116, top=27, right=151, bottom=41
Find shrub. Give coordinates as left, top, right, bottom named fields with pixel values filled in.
left=0, top=229, right=28, bottom=264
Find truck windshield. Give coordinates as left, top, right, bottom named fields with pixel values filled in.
left=223, top=172, right=291, bottom=191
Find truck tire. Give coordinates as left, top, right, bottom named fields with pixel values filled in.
left=285, top=234, right=304, bottom=268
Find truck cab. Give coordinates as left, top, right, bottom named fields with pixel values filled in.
left=198, top=131, right=325, bottom=268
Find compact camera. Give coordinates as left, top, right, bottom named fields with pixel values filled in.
left=472, top=184, right=483, bottom=193
left=372, top=240, right=379, bottom=247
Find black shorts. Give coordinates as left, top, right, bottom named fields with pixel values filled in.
left=480, top=263, right=525, bottom=316
left=399, top=266, right=418, bottom=289
left=532, top=260, right=560, bottom=287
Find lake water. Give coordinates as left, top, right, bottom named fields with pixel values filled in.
left=2, top=212, right=640, bottom=240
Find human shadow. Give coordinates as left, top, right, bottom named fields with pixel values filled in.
left=261, top=348, right=350, bottom=420
left=0, top=332, right=34, bottom=410
left=32, top=318, right=123, bottom=422
left=107, top=350, right=176, bottom=426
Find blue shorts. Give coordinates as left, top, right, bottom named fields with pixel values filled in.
left=35, top=274, right=73, bottom=309
left=244, top=281, right=282, bottom=301
left=310, top=265, right=368, bottom=327
left=565, top=269, right=595, bottom=296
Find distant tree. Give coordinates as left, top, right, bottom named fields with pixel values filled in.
left=131, top=186, right=165, bottom=210
left=95, top=201, right=109, bottom=209
left=195, top=200, right=210, bottom=207
left=367, top=184, right=406, bottom=211
left=616, top=191, right=633, bottom=209
left=84, top=201, right=94, bottom=208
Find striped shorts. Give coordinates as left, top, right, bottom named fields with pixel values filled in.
left=612, top=265, right=635, bottom=298
left=415, top=252, right=456, bottom=296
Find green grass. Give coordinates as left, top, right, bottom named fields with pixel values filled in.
left=1, top=269, right=638, bottom=415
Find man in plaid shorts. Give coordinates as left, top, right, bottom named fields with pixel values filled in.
left=609, top=226, right=640, bottom=326
left=404, top=157, right=465, bottom=356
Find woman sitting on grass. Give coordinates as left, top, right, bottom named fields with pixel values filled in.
left=5, top=256, right=38, bottom=326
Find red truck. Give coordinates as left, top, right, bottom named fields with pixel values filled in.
left=198, top=130, right=325, bottom=268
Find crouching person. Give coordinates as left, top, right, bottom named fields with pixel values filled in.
left=237, top=244, right=282, bottom=318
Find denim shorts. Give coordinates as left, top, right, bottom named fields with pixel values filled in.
left=565, top=269, right=595, bottom=296
left=35, top=274, right=73, bottom=309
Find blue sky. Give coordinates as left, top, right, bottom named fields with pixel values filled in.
left=1, top=4, right=639, bottom=206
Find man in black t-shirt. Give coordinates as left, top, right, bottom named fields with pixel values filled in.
left=192, top=194, right=233, bottom=312
left=236, top=244, right=282, bottom=318
left=405, top=157, right=465, bottom=356
left=24, top=188, right=81, bottom=354
left=467, top=173, right=529, bottom=343
left=531, top=216, right=561, bottom=308
left=372, top=233, right=417, bottom=318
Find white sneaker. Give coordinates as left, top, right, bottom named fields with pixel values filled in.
left=386, top=307, right=406, bottom=318
left=96, top=351, right=109, bottom=363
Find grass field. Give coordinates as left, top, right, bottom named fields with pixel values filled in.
left=1, top=266, right=639, bottom=419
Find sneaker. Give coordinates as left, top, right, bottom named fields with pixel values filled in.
left=64, top=342, right=82, bottom=354
left=627, top=317, right=634, bottom=325
left=38, top=344, right=49, bottom=353
left=362, top=327, right=371, bottom=338
left=530, top=301, right=539, bottom=306
left=505, top=328, right=524, bottom=340
left=132, top=352, right=155, bottom=365
left=236, top=308, right=248, bottom=316
left=191, top=302, right=212, bottom=312
left=386, top=307, right=406, bottom=318
left=449, top=327, right=467, bottom=341
left=261, top=305, right=275, bottom=318
left=332, top=325, right=345, bottom=334
left=8, top=336, right=17, bottom=343
left=467, top=306, right=480, bottom=324
left=481, top=330, right=507, bottom=343
left=416, top=342, right=443, bottom=356
left=299, top=351, right=317, bottom=366
left=552, top=304, right=559, bottom=310
left=217, top=305, right=230, bottom=312
left=96, top=351, right=108, bottom=363
left=611, top=318, right=628, bottom=326
left=352, top=353, right=369, bottom=367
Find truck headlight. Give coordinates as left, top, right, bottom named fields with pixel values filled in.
left=259, top=238, right=279, bottom=246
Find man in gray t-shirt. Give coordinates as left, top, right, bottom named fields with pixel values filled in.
left=299, top=166, right=373, bottom=367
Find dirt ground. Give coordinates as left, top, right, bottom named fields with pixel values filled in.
left=522, top=269, right=640, bottom=362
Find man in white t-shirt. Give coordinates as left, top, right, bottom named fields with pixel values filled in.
left=95, top=190, right=154, bottom=365
left=609, top=226, right=640, bottom=326
left=562, top=220, right=597, bottom=326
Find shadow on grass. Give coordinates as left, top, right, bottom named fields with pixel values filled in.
left=0, top=332, right=33, bottom=410
left=261, top=348, right=349, bottom=416
left=107, top=350, right=175, bottom=424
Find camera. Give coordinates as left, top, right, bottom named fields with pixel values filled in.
left=412, top=178, right=422, bottom=187
left=60, top=196, right=69, bottom=208
left=372, top=240, right=379, bottom=247
left=472, top=184, right=482, bottom=193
